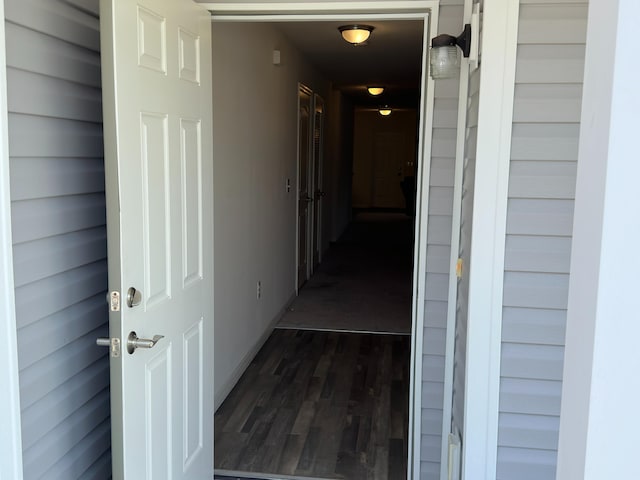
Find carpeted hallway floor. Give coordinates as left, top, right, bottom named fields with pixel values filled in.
left=277, top=212, right=414, bottom=335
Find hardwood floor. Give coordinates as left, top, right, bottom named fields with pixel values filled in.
left=214, top=329, right=410, bottom=480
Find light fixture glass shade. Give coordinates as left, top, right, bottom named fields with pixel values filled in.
left=339, top=25, right=373, bottom=45
left=379, top=107, right=392, bottom=116
left=430, top=45, right=460, bottom=79
left=367, top=86, right=384, bottom=96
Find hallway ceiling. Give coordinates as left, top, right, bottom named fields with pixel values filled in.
left=271, top=20, right=425, bottom=109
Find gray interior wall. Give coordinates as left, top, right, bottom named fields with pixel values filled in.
left=6, top=0, right=111, bottom=478
left=497, top=2, right=587, bottom=478
left=211, top=21, right=331, bottom=408
left=420, top=0, right=464, bottom=477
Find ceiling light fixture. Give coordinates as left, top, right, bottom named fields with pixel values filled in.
left=378, top=106, right=392, bottom=116
left=339, top=25, right=374, bottom=45
left=367, top=86, right=384, bottom=96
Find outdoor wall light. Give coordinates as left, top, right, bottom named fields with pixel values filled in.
left=339, top=25, right=374, bottom=45
left=430, top=4, right=480, bottom=79
left=367, top=86, right=385, bottom=96
left=429, top=24, right=471, bottom=79
left=378, top=106, right=392, bottom=116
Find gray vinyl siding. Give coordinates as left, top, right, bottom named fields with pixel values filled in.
left=6, top=0, right=110, bottom=478
left=420, top=1, right=463, bottom=477
left=450, top=58, right=480, bottom=451
left=497, top=2, right=587, bottom=479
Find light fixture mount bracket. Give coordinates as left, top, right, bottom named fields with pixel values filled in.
left=431, top=23, right=471, bottom=57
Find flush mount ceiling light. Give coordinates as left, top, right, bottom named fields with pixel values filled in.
left=339, top=25, right=374, bottom=45
left=378, top=106, right=392, bottom=116
left=367, top=86, right=385, bottom=96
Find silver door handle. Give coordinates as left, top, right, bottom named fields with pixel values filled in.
left=127, top=331, right=164, bottom=354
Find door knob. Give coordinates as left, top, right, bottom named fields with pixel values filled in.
left=127, top=331, right=164, bottom=354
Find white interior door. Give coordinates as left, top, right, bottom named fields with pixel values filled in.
left=100, top=0, right=214, bottom=478
left=312, top=94, right=324, bottom=270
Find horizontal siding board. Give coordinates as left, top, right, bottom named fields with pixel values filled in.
left=22, top=391, right=110, bottom=479
left=515, top=44, right=585, bottom=84
left=425, top=272, right=448, bottom=302
left=7, top=68, right=102, bottom=122
left=421, top=408, right=444, bottom=435
left=428, top=186, right=454, bottom=215
left=423, top=326, right=446, bottom=356
left=14, top=262, right=107, bottom=329
left=421, top=380, right=445, bottom=408
left=505, top=198, right=574, bottom=236
left=518, top=4, right=588, bottom=44
left=431, top=128, right=456, bottom=158
left=499, top=378, right=562, bottom=416
left=501, top=343, right=564, bottom=381
left=18, top=328, right=108, bottom=410
left=511, top=123, right=579, bottom=161
left=425, top=244, right=451, bottom=274
left=11, top=194, right=106, bottom=243
left=498, top=413, right=560, bottom=450
left=44, top=417, right=110, bottom=479
left=426, top=215, right=452, bottom=245
left=422, top=354, right=445, bottom=382
left=17, top=294, right=107, bottom=369
left=433, top=98, right=458, bottom=128
left=5, top=22, right=101, bottom=88
left=420, top=460, right=440, bottom=480
left=512, top=84, right=583, bottom=123
left=5, top=0, right=100, bottom=51
left=12, top=227, right=107, bottom=287
left=8, top=113, right=104, bottom=158
left=503, top=271, right=570, bottom=310
left=20, top=360, right=109, bottom=450
left=497, top=446, right=557, bottom=480
left=10, top=157, right=105, bottom=201
left=504, top=235, right=572, bottom=273
left=502, top=307, right=566, bottom=346
left=429, top=157, right=455, bottom=187
left=424, top=300, right=447, bottom=328
left=508, top=160, right=577, bottom=199
left=419, top=434, right=442, bottom=463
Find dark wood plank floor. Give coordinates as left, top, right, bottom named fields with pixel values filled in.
left=214, top=329, right=410, bottom=480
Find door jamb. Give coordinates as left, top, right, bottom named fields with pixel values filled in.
left=208, top=3, right=439, bottom=478
left=0, top=1, right=25, bottom=477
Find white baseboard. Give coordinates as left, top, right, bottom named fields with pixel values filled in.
left=214, top=293, right=296, bottom=411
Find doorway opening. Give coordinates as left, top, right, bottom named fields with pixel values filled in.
left=209, top=4, right=439, bottom=480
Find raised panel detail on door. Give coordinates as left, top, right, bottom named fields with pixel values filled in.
left=179, top=28, right=200, bottom=84
left=183, top=319, right=203, bottom=468
left=146, top=345, right=172, bottom=480
left=141, top=112, right=171, bottom=308
left=137, top=6, right=167, bottom=74
left=180, top=118, right=202, bottom=287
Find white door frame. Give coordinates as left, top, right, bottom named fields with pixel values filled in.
left=206, top=2, right=439, bottom=478
left=0, top=1, right=25, bottom=477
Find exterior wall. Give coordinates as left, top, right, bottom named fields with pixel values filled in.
left=497, top=2, right=587, bottom=478
left=6, top=0, right=111, bottom=478
left=211, top=21, right=330, bottom=407
left=420, top=1, right=464, bottom=477
left=450, top=57, right=480, bottom=458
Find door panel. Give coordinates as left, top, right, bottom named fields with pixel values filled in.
left=100, top=0, right=213, bottom=478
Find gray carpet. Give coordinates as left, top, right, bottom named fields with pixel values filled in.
left=277, top=212, right=414, bottom=335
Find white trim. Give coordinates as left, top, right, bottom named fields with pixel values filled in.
left=440, top=0, right=473, bottom=475
left=211, top=4, right=440, bottom=479
left=557, top=0, right=640, bottom=478
left=205, top=1, right=437, bottom=14
left=406, top=6, right=438, bottom=480
left=461, top=0, right=519, bottom=478
left=0, top=0, right=24, bottom=477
